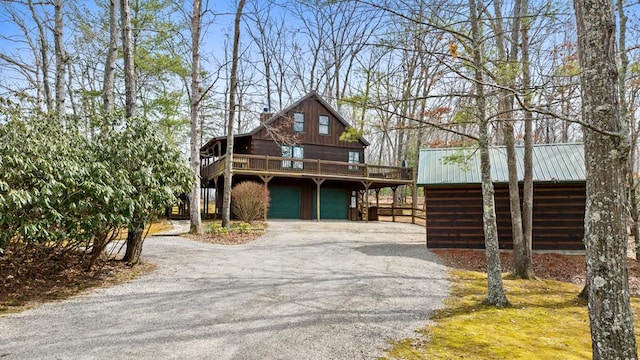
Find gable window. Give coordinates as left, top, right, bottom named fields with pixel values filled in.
left=319, top=115, right=329, bottom=135
left=293, top=112, right=305, bottom=132
left=282, top=145, right=304, bottom=169
left=348, top=151, right=360, bottom=170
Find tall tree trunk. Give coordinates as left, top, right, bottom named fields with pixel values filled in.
left=616, top=0, right=640, bottom=261
left=519, top=0, right=534, bottom=279
left=222, top=0, right=246, bottom=228
left=28, top=0, right=53, bottom=112
left=120, top=0, right=142, bottom=264
left=632, top=185, right=640, bottom=260
left=123, top=220, right=145, bottom=266
left=190, top=0, right=203, bottom=234
left=470, top=0, right=509, bottom=307
left=103, top=0, right=118, bottom=119
left=492, top=0, right=531, bottom=279
left=573, top=0, right=637, bottom=358
left=53, top=0, right=66, bottom=123
left=121, top=0, right=136, bottom=119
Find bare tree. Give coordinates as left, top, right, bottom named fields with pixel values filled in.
left=470, top=0, right=509, bottom=307
left=120, top=0, right=141, bottom=264
left=189, top=0, right=203, bottom=234
left=491, top=0, right=534, bottom=279
left=573, top=0, right=637, bottom=358
left=120, top=0, right=136, bottom=119
left=29, top=0, right=53, bottom=111
left=102, top=0, right=118, bottom=117
left=222, top=0, right=246, bottom=228
left=519, top=0, right=534, bottom=279
left=245, top=1, right=298, bottom=111
left=53, top=0, right=66, bottom=122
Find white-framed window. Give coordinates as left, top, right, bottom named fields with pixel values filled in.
left=282, top=145, right=304, bottom=169
left=319, top=115, right=329, bottom=135
left=348, top=151, right=360, bottom=170
left=293, top=112, right=305, bottom=132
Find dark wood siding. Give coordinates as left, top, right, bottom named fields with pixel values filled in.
left=425, top=183, right=585, bottom=250
left=250, top=139, right=363, bottom=164
left=253, top=97, right=366, bottom=151
left=251, top=139, right=281, bottom=157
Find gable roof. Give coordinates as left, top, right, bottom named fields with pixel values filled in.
left=248, top=91, right=370, bottom=146
left=417, top=143, right=585, bottom=185
left=201, top=91, right=369, bottom=153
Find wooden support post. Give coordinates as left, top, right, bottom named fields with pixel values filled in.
left=203, top=187, right=209, bottom=217
left=391, top=186, right=398, bottom=223
left=411, top=183, right=418, bottom=224
left=375, top=189, right=380, bottom=207
left=424, top=189, right=428, bottom=247
left=259, top=175, right=273, bottom=222
left=313, top=178, right=326, bottom=222
left=361, top=181, right=371, bottom=222
left=213, top=176, right=219, bottom=218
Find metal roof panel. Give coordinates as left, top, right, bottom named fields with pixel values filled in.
left=417, top=143, right=585, bottom=185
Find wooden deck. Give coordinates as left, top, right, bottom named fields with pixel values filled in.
left=201, top=154, right=414, bottom=187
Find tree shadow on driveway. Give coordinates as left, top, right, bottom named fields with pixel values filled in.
left=354, top=243, right=444, bottom=264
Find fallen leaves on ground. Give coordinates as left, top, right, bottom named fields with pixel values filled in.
left=432, top=249, right=640, bottom=295
left=185, top=231, right=263, bottom=245
left=0, top=248, right=154, bottom=313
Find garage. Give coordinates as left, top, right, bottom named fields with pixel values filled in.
left=268, top=186, right=301, bottom=219
left=313, top=188, right=349, bottom=220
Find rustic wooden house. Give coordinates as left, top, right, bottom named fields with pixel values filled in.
left=417, top=143, right=586, bottom=250
left=200, top=91, right=414, bottom=220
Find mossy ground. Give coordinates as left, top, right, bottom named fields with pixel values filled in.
left=382, top=270, right=640, bottom=359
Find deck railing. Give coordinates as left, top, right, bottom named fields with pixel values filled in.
left=201, top=154, right=413, bottom=182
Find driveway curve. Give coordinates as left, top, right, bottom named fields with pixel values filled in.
left=0, top=221, right=448, bottom=360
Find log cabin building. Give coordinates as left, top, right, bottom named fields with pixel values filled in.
left=200, top=91, right=415, bottom=221
left=417, top=143, right=586, bottom=250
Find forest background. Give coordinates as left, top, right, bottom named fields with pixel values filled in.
left=3, top=0, right=630, bottom=166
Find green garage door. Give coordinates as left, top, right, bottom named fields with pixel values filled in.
left=313, top=188, right=348, bottom=220
left=268, top=186, right=301, bottom=219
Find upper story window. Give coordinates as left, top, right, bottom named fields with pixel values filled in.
left=282, top=145, right=304, bottom=169
left=319, top=115, right=329, bottom=135
left=293, top=112, right=305, bottom=132
left=348, top=151, right=360, bottom=170
left=348, top=151, right=360, bottom=164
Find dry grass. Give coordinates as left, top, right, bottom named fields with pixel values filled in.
left=381, top=270, right=640, bottom=359
left=111, top=220, right=174, bottom=240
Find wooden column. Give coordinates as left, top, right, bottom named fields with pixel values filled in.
left=411, top=183, right=418, bottom=224
left=361, top=181, right=371, bottom=222
left=203, top=187, right=209, bottom=217
left=424, top=188, right=428, bottom=247
left=391, top=186, right=398, bottom=222
left=313, top=178, right=326, bottom=222
left=213, top=176, right=219, bottom=219
left=259, top=175, right=273, bottom=222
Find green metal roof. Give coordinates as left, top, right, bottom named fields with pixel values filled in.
left=417, top=143, right=585, bottom=185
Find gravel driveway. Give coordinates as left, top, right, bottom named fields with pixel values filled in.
left=0, top=221, right=448, bottom=360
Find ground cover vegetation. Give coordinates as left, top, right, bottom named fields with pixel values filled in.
left=382, top=251, right=640, bottom=359
left=186, top=221, right=266, bottom=245
left=184, top=181, right=269, bottom=244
